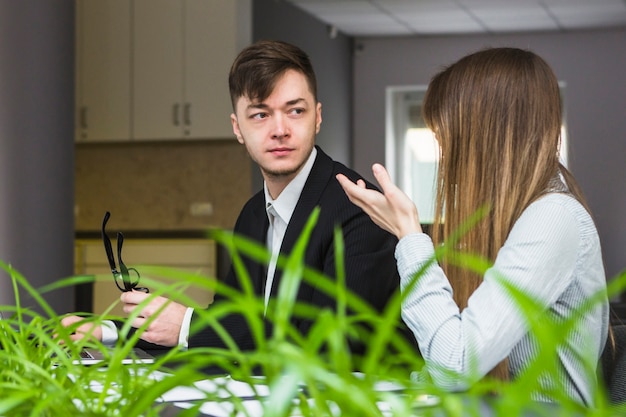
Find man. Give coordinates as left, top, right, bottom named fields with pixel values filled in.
left=63, top=40, right=405, bottom=359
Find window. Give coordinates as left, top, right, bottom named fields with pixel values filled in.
left=385, top=84, right=568, bottom=225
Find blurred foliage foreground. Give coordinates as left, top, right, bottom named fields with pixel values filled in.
left=1, top=209, right=625, bottom=416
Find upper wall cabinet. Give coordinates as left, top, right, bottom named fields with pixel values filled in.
left=75, top=0, right=251, bottom=142
left=75, top=1, right=132, bottom=142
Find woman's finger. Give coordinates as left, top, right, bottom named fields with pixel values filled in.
left=371, top=163, right=402, bottom=197
left=336, top=174, right=367, bottom=203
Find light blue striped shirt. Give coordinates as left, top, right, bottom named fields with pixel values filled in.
left=397, top=192, right=609, bottom=405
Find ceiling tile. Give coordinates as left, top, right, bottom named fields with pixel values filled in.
left=290, top=0, right=415, bottom=36
left=288, top=0, right=378, bottom=20
left=286, top=0, right=626, bottom=36
left=375, top=0, right=485, bottom=34
left=468, top=5, right=560, bottom=32
left=546, top=0, right=626, bottom=29
left=404, top=11, right=485, bottom=34
left=328, top=15, right=413, bottom=36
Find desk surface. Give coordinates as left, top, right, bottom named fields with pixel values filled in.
left=157, top=395, right=579, bottom=417
left=84, top=369, right=586, bottom=417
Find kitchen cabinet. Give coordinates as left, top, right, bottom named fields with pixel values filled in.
left=75, top=0, right=251, bottom=142
left=131, top=0, right=184, bottom=140
left=184, top=0, right=243, bottom=139
left=75, top=238, right=216, bottom=316
left=75, top=0, right=132, bottom=142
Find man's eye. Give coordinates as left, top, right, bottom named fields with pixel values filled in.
left=251, top=113, right=268, bottom=120
left=289, top=108, right=304, bottom=115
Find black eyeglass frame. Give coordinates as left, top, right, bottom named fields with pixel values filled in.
left=101, top=211, right=149, bottom=293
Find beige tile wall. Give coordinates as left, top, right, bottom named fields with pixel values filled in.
left=75, top=140, right=252, bottom=232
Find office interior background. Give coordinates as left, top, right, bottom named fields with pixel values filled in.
left=0, top=0, right=624, bottom=314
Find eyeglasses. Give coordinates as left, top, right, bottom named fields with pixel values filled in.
left=101, top=211, right=149, bottom=293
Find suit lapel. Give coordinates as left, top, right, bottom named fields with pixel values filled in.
left=270, top=146, right=333, bottom=297
left=246, top=194, right=271, bottom=295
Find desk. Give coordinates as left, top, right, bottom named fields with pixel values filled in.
left=157, top=393, right=579, bottom=417
left=81, top=368, right=585, bottom=417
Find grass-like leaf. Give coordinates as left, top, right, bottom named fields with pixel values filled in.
left=0, top=210, right=623, bottom=416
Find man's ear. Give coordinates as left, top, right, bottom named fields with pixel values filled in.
left=315, top=102, right=322, bottom=134
left=231, top=113, right=244, bottom=144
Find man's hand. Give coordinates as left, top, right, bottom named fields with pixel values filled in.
left=121, top=291, right=186, bottom=347
left=59, top=315, right=103, bottom=342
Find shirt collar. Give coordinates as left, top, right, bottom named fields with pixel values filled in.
left=264, top=146, right=317, bottom=225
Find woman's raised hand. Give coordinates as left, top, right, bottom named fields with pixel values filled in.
left=336, top=163, right=422, bottom=239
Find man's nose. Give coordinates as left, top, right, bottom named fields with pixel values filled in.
left=270, top=114, right=289, bottom=139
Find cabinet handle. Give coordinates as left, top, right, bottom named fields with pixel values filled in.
left=80, top=106, right=88, bottom=129
left=184, top=103, right=191, bottom=126
left=173, top=103, right=180, bottom=126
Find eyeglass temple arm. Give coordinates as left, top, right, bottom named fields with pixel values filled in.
left=101, top=211, right=117, bottom=271
left=117, top=232, right=133, bottom=289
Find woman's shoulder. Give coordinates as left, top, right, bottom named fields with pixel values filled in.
left=523, top=193, right=597, bottom=238
left=531, top=192, right=591, bottom=218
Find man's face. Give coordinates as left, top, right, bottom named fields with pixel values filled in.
left=231, top=69, right=322, bottom=197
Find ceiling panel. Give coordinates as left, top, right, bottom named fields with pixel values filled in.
left=383, top=1, right=486, bottom=34
left=547, top=1, right=626, bottom=29
left=468, top=4, right=560, bottom=32
left=286, top=0, right=626, bottom=36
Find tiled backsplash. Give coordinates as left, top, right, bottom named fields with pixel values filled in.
left=75, top=140, right=252, bottom=232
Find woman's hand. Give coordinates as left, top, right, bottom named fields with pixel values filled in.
left=336, top=163, right=422, bottom=239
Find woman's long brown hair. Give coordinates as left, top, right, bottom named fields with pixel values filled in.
left=422, top=48, right=592, bottom=380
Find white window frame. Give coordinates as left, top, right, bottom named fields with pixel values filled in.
left=385, top=83, right=568, bottom=225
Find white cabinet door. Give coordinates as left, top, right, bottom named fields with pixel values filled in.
left=75, top=0, right=131, bottom=142
left=76, top=0, right=251, bottom=142
left=132, top=0, right=184, bottom=140
left=183, top=0, right=238, bottom=139
left=134, top=0, right=239, bottom=140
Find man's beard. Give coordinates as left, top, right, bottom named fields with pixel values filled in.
left=257, top=145, right=313, bottom=181
left=261, top=162, right=305, bottom=180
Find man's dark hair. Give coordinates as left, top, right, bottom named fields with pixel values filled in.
left=228, top=40, right=318, bottom=110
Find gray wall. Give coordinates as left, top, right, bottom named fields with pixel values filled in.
left=353, top=28, right=626, bottom=280
left=251, top=0, right=353, bottom=190
left=0, top=1, right=75, bottom=314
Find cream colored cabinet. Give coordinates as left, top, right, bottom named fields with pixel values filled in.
left=132, top=0, right=184, bottom=140
left=75, top=0, right=250, bottom=142
left=75, top=238, right=216, bottom=317
left=133, top=0, right=240, bottom=140
left=183, top=0, right=243, bottom=139
left=75, top=0, right=132, bottom=142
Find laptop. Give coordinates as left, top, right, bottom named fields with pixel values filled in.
left=49, top=344, right=156, bottom=366
left=72, top=346, right=155, bottom=365
left=0, top=311, right=154, bottom=365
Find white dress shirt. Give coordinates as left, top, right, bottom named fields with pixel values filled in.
left=263, top=147, right=317, bottom=311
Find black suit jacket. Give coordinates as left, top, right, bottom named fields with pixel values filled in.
left=186, top=146, right=406, bottom=355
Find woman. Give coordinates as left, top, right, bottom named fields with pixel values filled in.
left=337, top=47, right=608, bottom=405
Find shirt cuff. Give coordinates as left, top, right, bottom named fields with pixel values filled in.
left=101, top=320, right=118, bottom=346
left=395, top=233, right=436, bottom=290
left=178, top=307, right=194, bottom=349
